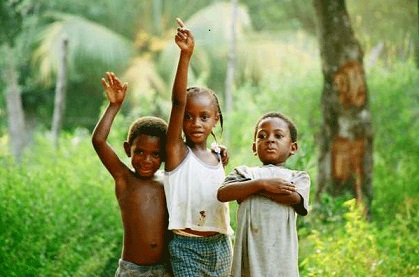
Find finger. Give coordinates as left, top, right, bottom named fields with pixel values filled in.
left=107, top=72, right=114, bottom=86
left=182, top=29, right=193, bottom=40
left=122, top=82, right=128, bottom=91
left=175, top=32, right=186, bottom=41
left=176, top=29, right=189, bottom=40
left=101, top=78, right=108, bottom=88
left=113, top=75, right=121, bottom=85
left=176, top=18, right=185, bottom=28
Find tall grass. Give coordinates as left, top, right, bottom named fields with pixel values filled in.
left=1, top=54, right=418, bottom=276
left=0, top=132, right=123, bottom=276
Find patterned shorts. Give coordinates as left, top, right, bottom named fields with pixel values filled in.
left=115, top=259, right=171, bottom=277
left=169, top=233, right=232, bottom=277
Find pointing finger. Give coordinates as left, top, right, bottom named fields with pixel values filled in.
left=176, top=18, right=185, bottom=28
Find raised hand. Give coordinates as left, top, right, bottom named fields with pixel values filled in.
left=175, top=18, right=194, bottom=54
left=101, top=72, right=128, bottom=105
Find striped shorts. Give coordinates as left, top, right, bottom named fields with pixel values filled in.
left=169, top=233, right=232, bottom=277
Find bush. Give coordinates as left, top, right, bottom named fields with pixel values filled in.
left=0, top=132, right=122, bottom=276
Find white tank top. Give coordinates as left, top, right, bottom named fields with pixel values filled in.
left=164, top=148, right=233, bottom=235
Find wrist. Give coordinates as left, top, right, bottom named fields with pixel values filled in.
left=258, top=179, right=268, bottom=191
left=108, top=102, right=122, bottom=109
left=180, top=50, right=193, bottom=58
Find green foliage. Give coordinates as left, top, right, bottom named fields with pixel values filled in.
left=0, top=1, right=418, bottom=275
left=1, top=59, right=417, bottom=276
left=301, top=198, right=418, bottom=276
left=243, top=0, right=317, bottom=33
left=0, top=133, right=122, bottom=276
left=347, top=0, right=417, bottom=62
left=297, top=60, right=419, bottom=276
left=302, top=199, right=385, bottom=276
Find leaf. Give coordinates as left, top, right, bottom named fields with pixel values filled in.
left=32, top=13, right=136, bottom=85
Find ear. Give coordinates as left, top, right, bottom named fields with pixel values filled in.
left=289, top=142, right=298, bottom=156
left=213, top=113, right=220, bottom=127
left=123, top=141, right=131, bottom=157
left=252, top=142, right=257, bottom=155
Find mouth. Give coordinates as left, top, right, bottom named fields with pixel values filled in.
left=190, top=132, right=204, bottom=138
left=139, top=167, right=153, bottom=174
left=266, top=148, right=276, bottom=153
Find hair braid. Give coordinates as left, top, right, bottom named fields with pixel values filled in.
left=186, top=86, right=223, bottom=142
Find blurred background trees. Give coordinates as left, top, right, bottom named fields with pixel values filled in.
left=1, top=0, right=415, bottom=136
left=0, top=0, right=417, bottom=275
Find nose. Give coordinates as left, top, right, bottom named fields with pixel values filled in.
left=267, top=133, right=275, bottom=143
left=191, top=117, right=201, bottom=127
left=143, top=154, right=152, bottom=163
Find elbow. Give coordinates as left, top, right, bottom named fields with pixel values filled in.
left=91, top=135, right=99, bottom=146
left=296, top=206, right=308, bottom=216
left=91, top=135, right=104, bottom=149
left=292, top=199, right=308, bottom=216
left=217, top=189, right=227, bottom=202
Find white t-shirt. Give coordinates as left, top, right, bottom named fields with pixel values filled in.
left=164, top=148, right=233, bottom=236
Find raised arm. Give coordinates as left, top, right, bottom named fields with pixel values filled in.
left=165, top=18, right=195, bottom=171
left=92, top=72, right=128, bottom=180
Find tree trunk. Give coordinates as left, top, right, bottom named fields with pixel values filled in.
left=224, top=0, right=238, bottom=143
left=313, top=0, right=373, bottom=213
left=3, top=44, right=26, bottom=162
left=415, top=20, right=419, bottom=69
left=152, top=0, right=162, bottom=35
left=51, top=37, right=68, bottom=147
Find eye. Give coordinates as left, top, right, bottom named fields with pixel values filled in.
left=275, top=133, right=284, bottom=139
left=257, top=133, right=267, bottom=140
left=184, top=113, right=192, bottom=120
left=152, top=152, right=160, bottom=158
left=135, top=149, right=144, bottom=155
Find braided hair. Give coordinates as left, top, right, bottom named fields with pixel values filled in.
left=186, top=86, right=223, bottom=142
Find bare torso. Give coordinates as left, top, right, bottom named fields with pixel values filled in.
left=116, top=172, right=169, bottom=265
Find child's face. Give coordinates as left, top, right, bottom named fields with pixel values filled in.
left=253, top=117, right=297, bottom=165
left=183, top=94, right=219, bottom=144
left=127, top=134, right=162, bottom=178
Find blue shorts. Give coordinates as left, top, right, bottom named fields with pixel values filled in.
left=169, top=233, right=232, bottom=277
left=115, top=259, right=171, bottom=277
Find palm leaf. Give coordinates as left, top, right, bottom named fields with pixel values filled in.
left=122, top=56, right=167, bottom=104
left=32, top=13, right=136, bottom=85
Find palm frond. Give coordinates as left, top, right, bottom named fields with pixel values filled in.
left=122, top=56, right=167, bottom=104
left=32, top=13, right=136, bottom=85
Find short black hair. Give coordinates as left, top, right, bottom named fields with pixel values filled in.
left=127, top=116, right=168, bottom=157
left=254, top=112, right=298, bottom=142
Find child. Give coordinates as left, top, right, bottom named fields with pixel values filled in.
left=92, top=72, right=171, bottom=277
left=164, top=18, right=233, bottom=276
left=217, top=112, right=311, bottom=277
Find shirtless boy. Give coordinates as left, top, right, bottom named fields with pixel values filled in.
left=92, top=72, right=171, bottom=276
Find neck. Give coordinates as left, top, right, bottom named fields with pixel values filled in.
left=186, top=140, right=207, bottom=150
left=263, top=162, right=286, bottom=167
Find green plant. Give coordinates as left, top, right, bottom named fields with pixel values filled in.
left=301, top=199, right=385, bottom=276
